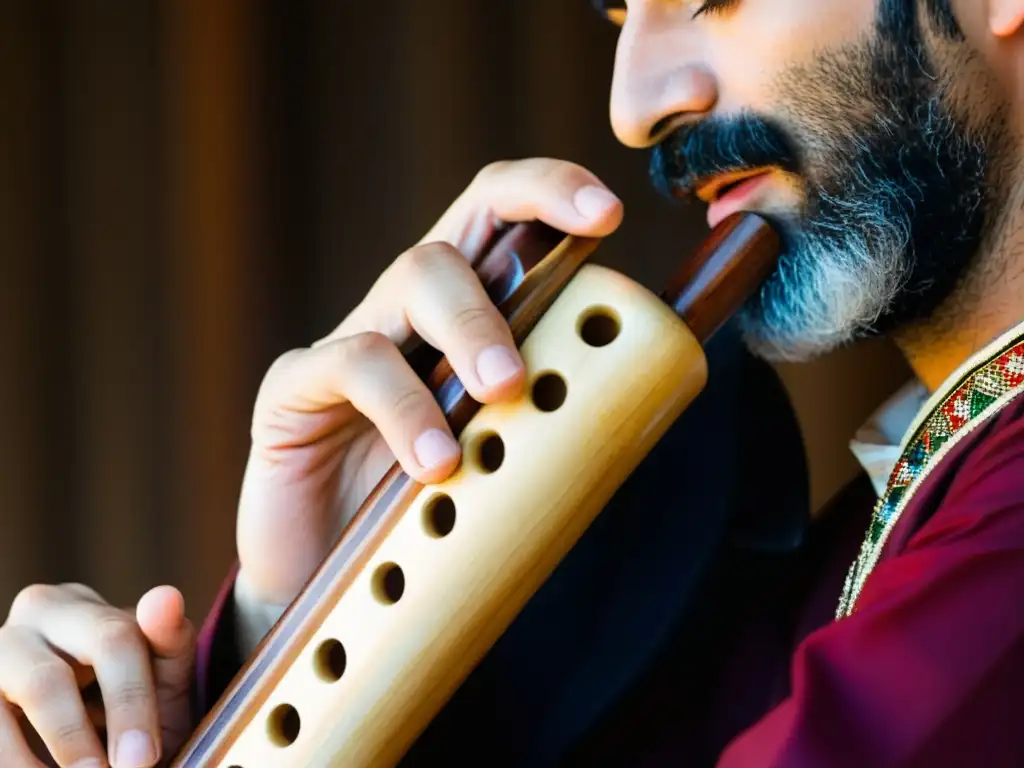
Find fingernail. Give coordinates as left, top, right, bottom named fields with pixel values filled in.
left=476, top=345, right=522, bottom=388
left=414, top=428, right=460, bottom=469
left=116, top=730, right=156, bottom=767
left=70, top=760, right=104, bottom=768
left=573, top=185, right=620, bottom=221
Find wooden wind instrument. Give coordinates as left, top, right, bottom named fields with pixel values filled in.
left=171, top=211, right=780, bottom=767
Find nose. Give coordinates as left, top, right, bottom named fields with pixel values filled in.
left=609, top=16, right=718, bottom=148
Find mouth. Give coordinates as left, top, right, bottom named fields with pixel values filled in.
left=695, top=168, right=773, bottom=204
left=694, top=168, right=774, bottom=229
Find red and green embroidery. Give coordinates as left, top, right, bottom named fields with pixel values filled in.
left=837, top=335, right=1024, bottom=618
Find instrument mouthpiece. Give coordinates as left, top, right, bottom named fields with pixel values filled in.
left=661, top=212, right=781, bottom=343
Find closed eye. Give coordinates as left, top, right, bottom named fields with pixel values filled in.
left=691, top=0, right=739, bottom=18
left=590, top=0, right=738, bottom=25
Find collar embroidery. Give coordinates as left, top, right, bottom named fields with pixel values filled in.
left=837, top=325, right=1024, bottom=618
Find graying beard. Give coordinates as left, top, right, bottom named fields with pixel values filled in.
left=736, top=97, right=988, bottom=363
left=737, top=193, right=911, bottom=362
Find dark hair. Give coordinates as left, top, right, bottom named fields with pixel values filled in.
left=927, top=0, right=962, bottom=38
left=880, top=0, right=963, bottom=40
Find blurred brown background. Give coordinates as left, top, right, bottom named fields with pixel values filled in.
left=0, top=1, right=910, bottom=622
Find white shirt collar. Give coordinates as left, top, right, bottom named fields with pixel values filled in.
left=848, top=378, right=930, bottom=497
left=848, top=320, right=1024, bottom=498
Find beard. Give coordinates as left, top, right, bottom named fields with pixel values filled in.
left=650, top=11, right=1005, bottom=362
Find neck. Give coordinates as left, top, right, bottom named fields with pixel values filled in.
left=898, top=319, right=1021, bottom=393
left=895, top=171, right=1024, bottom=393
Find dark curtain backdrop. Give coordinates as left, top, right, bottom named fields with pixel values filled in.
left=0, top=1, right=909, bottom=621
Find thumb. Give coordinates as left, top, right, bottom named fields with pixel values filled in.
left=137, top=586, right=196, bottom=687
left=136, top=586, right=197, bottom=755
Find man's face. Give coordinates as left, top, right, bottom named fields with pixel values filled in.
left=603, top=0, right=1011, bottom=362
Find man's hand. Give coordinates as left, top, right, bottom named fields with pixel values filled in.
left=0, top=583, right=196, bottom=767
left=233, top=157, right=624, bottom=653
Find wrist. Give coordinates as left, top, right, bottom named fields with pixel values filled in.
left=232, top=573, right=288, bottom=659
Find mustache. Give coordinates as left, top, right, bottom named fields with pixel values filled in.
left=649, top=112, right=801, bottom=200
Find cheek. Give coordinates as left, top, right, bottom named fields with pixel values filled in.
left=936, top=3, right=1018, bottom=134
left=708, top=0, right=877, bottom=115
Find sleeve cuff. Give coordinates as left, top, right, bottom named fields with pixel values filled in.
left=192, top=560, right=243, bottom=720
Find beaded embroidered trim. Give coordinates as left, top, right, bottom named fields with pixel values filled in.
left=836, top=329, right=1024, bottom=618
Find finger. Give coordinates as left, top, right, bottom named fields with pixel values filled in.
left=423, top=158, right=623, bottom=251
left=323, top=242, right=526, bottom=405
left=9, top=590, right=160, bottom=768
left=135, top=587, right=194, bottom=693
left=57, top=584, right=104, bottom=606
left=396, top=241, right=526, bottom=399
left=0, top=626, right=105, bottom=767
left=0, top=700, right=47, bottom=768
left=135, top=587, right=195, bottom=753
left=255, top=332, right=462, bottom=484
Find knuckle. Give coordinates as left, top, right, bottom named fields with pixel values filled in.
left=16, top=661, right=76, bottom=706
left=93, top=615, right=142, bottom=658
left=474, top=157, right=596, bottom=202
left=538, top=157, right=587, bottom=187
left=338, top=330, right=392, bottom=364
left=452, top=305, right=500, bottom=335
left=51, top=719, right=94, bottom=749
left=106, top=681, right=153, bottom=713
left=397, top=241, right=460, bottom=278
left=264, top=347, right=305, bottom=380
left=0, top=624, right=30, bottom=652
left=474, top=159, right=511, bottom=184
left=8, top=584, right=56, bottom=621
left=253, top=348, right=308, bottom=408
left=62, top=582, right=103, bottom=603
left=391, top=387, right=434, bottom=424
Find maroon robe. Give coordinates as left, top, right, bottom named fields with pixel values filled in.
left=191, top=392, right=1024, bottom=766
left=711, top=393, right=1024, bottom=766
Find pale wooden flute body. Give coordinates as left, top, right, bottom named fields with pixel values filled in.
left=180, top=262, right=709, bottom=767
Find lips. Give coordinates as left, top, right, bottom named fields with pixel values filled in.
left=697, top=169, right=774, bottom=229
left=695, top=168, right=772, bottom=204
left=658, top=162, right=777, bottom=228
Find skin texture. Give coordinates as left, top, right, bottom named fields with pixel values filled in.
left=0, top=585, right=194, bottom=768
left=0, top=162, right=624, bottom=768
left=7, top=1, right=1024, bottom=765
left=611, top=0, right=1024, bottom=381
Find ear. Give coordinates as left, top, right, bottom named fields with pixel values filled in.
left=989, top=0, right=1024, bottom=38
